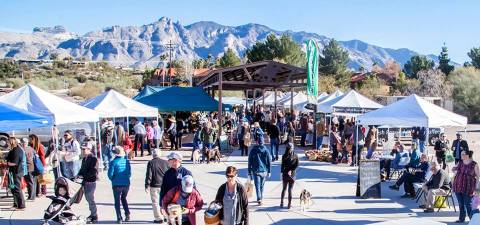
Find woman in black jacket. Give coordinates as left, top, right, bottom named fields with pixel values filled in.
left=214, top=166, right=249, bottom=225
left=280, top=142, right=299, bottom=209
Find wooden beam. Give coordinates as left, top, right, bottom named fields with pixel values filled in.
left=243, top=68, right=253, bottom=81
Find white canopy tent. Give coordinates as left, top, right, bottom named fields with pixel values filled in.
left=82, top=89, right=158, bottom=118
left=283, top=92, right=308, bottom=108
left=0, top=84, right=103, bottom=168
left=216, top=97, right=246, bottom=106
left=318, top=90, right=383, bottom=115
left=254, top=92, right=285, bottom=105
left=356, top=94, right=467, bottom=128
left=0, top=84, right=99, bottom=125
left=293, top=92, right=327, bottom=112
left=318, top=90, right=344, bottom=104
left=316, top=92, right=329, bottom=102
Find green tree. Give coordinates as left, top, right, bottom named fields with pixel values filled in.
left=245, top=34, right=305, bottom=67
left=438, top=45, right=454, bottom=76
left=318, top=39, right=349, bottom=76
left=467, top=47, right=480, bottom=69
left=449, top=67, right=480, bottom=122
left=403, top=55, right=435, bottom=78
left=217, top=48, right=241, bottom=67
left=0, top=59, right=19, bottom=79
left=192, top=58, right=208, bottom=69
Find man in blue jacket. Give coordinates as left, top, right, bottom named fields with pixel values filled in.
left=248, top=130, right=271, bottom=206
left=160, top=152, right=193, bottom=202
left=108, top=146, right=131, bottom=224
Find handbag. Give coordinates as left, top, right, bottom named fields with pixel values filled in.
left=32, top=153, right=44, bottom=176
left=245, top=178, right=253, bottom=199
left=8, top=172, right=15, bottom=190
left=38, top=171, right=54, bottom=185
left=445, top=150, right=455, bottom=163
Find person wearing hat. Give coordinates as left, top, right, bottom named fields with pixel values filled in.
left=108, top=146, right=131, bottom=224
left=145, top=148, right=169, bottom=224
left=166, top=116, right=178, bottom=150
left=63, top=130, right=81, bottom=179
left=160, top=152, right=193, bottom=202
left=452, top=133, right=469, bottom=164
left=77, top=142, right=99, bottom=224
left=248, top=133, right=271, bottom=206
left=162, top=175, right=203, bottom=225
left=20, top=137, right=36, bottom=201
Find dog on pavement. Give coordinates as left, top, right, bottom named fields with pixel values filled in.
left=299, top=189, right=312, bottom=211
left=192, top=149, right=201, bottom=164
left=204, top=147, right=221, bottom=163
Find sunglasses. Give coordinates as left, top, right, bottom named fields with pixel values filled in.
left=226, top=174, right=236, bottom=178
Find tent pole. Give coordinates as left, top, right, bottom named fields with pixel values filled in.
left=262, top=89, right=265, bottom=108
left=93, top=122, right=98, bottom=157
left=218, top=72, right=223, bottom=149
left=290, top=88, right=294, bottom=116
left=425, top=126, right=429, bottom=155
left=355, top=124, right=359, bottom=167
left=274, top=89, right=277, bottom=122
left=126, top=117, right=129, bottom=134
left=97, top=122, right=104, bottom=171
left=245, top=90, right=248, bottom=115
left=53, top=126, right=61, bottom=177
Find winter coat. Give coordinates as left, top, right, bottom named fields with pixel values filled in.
left=215, top=183, right=249, bottom=225
left=108, top=156, right=131, bottom=186
left=248, top=144, right=271, bottom=175
left=162, top=186, right=204, bottom=225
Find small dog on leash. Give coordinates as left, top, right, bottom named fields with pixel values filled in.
left=208, top=147, right=221, bottom=163
left=299, top=189, right=312, bottom=211
left=192, top=149, right=201, bottom=164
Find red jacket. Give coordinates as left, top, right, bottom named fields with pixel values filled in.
left=162, top=186, right=203, bottom=225
left=37, top=144, right=46, bottom=166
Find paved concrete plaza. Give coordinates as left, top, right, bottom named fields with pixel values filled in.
left=0, top=144, right=462, bottom=225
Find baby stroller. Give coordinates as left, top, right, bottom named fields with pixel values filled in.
left=43, top=177, right=85, bottom=225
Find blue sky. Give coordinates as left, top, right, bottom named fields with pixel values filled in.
left=1, top=0, right=479, bottom=63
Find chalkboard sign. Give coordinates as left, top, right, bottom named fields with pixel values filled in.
left=358, top=159, right=381, bottom=198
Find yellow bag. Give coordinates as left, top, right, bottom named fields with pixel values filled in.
left=38, top=172, right=54, bottom=185
left=434, top=196, right=447, bottom=208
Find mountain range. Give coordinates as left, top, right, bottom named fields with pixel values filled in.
left=0, top=17, right=439, bottom=69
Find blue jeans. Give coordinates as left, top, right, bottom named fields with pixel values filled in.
left=455, top=192, right=473, bottom=221
left=64, top=161, right=80, bottom=179
left=113, top=186, right=130, bottom=220
left=253, top=173, right=267, bottom=201
left=102, top=144, right=113, bottom=170
left=270, top=138, right=279, bottom=161
left=300, top=130, right=307, bottom=146
left=84, top=182, right=97, bottom=217
left=419, top=140, right=426, bottom=153
left=316, top=136, right=324, bottom=149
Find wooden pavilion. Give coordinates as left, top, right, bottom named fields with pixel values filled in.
left=195, top=60, right=307, bottom=135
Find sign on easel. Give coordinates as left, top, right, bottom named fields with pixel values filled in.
left=358, top=159, right=381, bottom=198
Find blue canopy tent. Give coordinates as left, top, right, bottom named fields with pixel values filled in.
left=0, top=102, right=52, bottom=132
left=133, top=86, right=167, bottom=100
left=137, top=86, right=230, bottom=112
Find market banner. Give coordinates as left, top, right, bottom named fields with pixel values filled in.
left=305, top=39, right=318, bottom=103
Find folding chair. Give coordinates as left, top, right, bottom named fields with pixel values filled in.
left=433, top=185, right=456, bottom=212
left=414, top=170, right=433, bottom=203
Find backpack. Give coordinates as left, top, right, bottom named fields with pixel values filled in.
left=32, top=152, right=45, bottom=176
